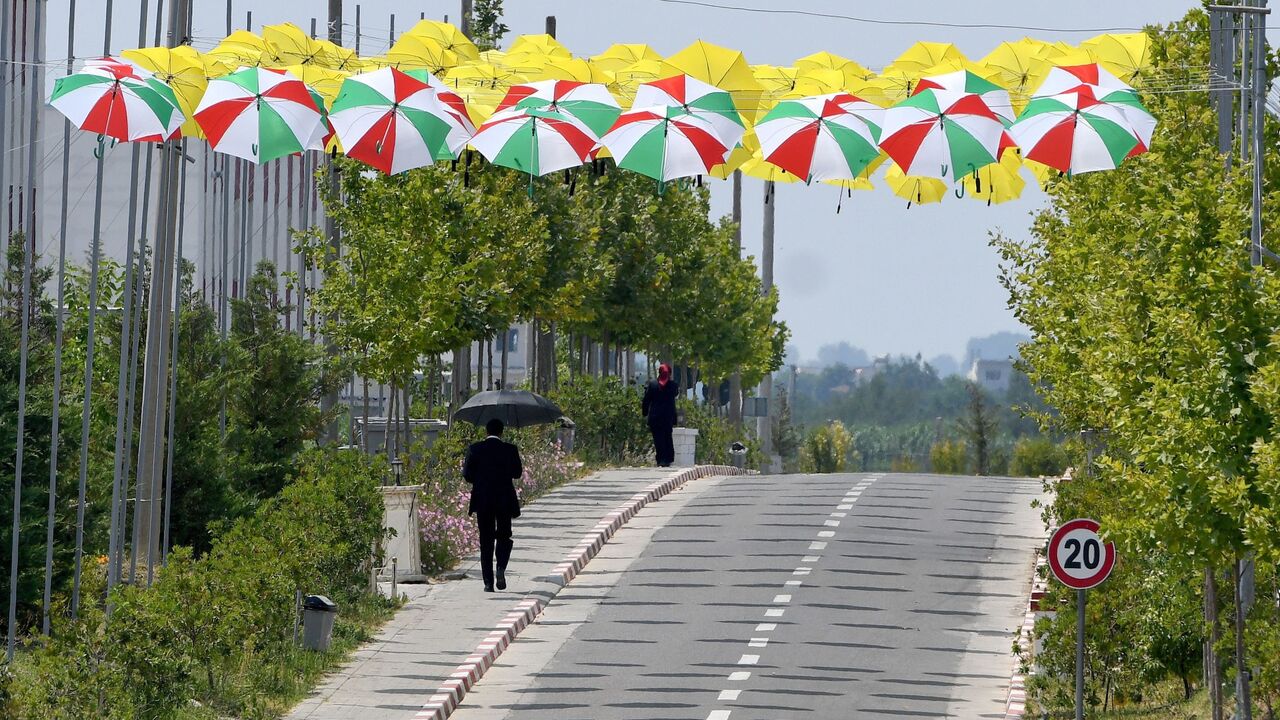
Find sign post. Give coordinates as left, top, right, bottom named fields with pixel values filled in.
left=1048, top=518, right=1116, bottom=720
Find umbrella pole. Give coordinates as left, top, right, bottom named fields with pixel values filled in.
left=160, top=140, right=191, bottom=572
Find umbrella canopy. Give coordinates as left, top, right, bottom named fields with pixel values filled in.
left=1034, top=63, right=1132, bottom=97
left=960, top=148, right=1026, bottom=204
left=507, top=54, right=611, bottom=85
left=508, top=33, right=573, bottom=58
left=878, top=87, right=1005, bottom=181
left=263, top=22, right=335, bottom=68
left=890, top=41, right=966, bottom=75
left=980, top=39, right=1056, bottom=107
left=913, top=69, right=1015, bottom=126
left=120, top=47, right=208, bottom=138
left=49, top=57, right=185, bottom=143
left=599, top=105, right=730, bottom=182
left=328, top=67, right=454, bottom=175
left=209, top=30, right=268, bottom=69
left=405, top=19, right=480, bottom=63
left=591, top=43, right=665, bottom=72
left=194, top=66, right=324, bottom=164
left=495, top=79, right=621, bottom=138
left=288, top=64, right=347, bottom=151
left=386, top=34, right=459, bottom=75
left=794, top=51, right=874, bottom=86
left=755, top=92, right=883, bottom=182
left=1079, top=32, right=1153, bottom=85
left=884, top=162, right=947, bottom=206
left=454, top=390, right=564, bottom=429
left=666, top=40, right=765, bottom=119
left=471, top=106, right=597, bottom=176
left=633, top=74, right=745, bottom=149
left=1009, top=85, right=1151, bottom=175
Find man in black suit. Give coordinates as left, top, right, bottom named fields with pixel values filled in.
left=463, top=418, right=524, bottom=592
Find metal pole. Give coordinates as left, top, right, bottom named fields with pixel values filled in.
left=43, top=0, right=76, bottom=637
left=320, top=0, right=343, bottom=444
left=461, top=0, right=472, bottom=37
left=1235, top=559, right=1253, bottom=720
left=545, top=15, right=556, bottom=37
left=0, top=0, right=10, bottom=249
left=1250, top=6, right=1266, bottom=268
left=756, top=180, right=775, bottom=462
left=355, top=5, right=361, bottom=55
left=1075, top=588, right=1085, bottom=720
left=72, top=0, right=116, bottom=619
left=160, top=141, right=189, bottom=571
left=728, top=170, right=743, bottom=428
left=8, top=0, right=44, bottom=660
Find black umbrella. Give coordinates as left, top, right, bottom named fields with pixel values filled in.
left=453, top=389, right=565, bottom=429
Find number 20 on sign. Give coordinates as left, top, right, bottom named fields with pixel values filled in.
left=1049, top=518, right=1117, bottom=720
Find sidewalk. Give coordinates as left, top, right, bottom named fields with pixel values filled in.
left=286, top=467, right=693, bottom=720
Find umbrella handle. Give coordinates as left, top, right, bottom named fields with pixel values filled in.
left=252, top=143, right=259, bottom=157
left=93, top=136, right=105, bottom=159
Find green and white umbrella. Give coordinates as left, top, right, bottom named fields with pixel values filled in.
left=633, top=73, right=745, bottom=149
left=470, top=106, right=597, bottom=176
left=878, top=87, right=1005, bottom=181
left=598, top=105, right=730, bottom=182
left=49, top=57, right=184, bottom=142
left=1009, top=85, right=1151, bottom=175
left=754, top=92, right=882, bottom=182
left=329, top=67, right=454, bottom=174
left=403, top=68, right=477, bottom=159
left=194, top=66, right=324, bottom=164
left=913, top=69, right=1015, bottom=126
left=494, top=79, right=621, bottom=138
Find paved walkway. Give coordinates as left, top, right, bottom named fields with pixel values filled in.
left=286, top=468, right=678, bottom=720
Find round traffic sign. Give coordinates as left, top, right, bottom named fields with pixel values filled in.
left=1048, top=518, right=1116, bottom=590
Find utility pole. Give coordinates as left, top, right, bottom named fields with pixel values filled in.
left=729, top=170, right=743, bottom=428
left=319, top=0, right=343, bottom=444
left=756, top=181, right=775, bottom=468
left=461, top=0, right=473, bottom=38
left=133, top=0, right=191, bottom=579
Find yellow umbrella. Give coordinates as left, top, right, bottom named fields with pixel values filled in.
left=510, top=54, right=610, bottom=83
left=981, top=39, right=1056, bottom=108
left=387, top=34, right=459, bottom=74
left=866, top=67, right=918, bottom=104
left=608, top=58, right=681, bottom=104
left=823, top=153, right=886, bottom=191
left=122, top=46, right=208, bottom=138
left=318, top=39, right=364, bottom=72
left=884, top=162, right=947, bottom=206
left=210, top=30, right=268, bottom=68
left=742, top=152, right=804, bottom=184
left=1023, top=157, right=1059, bottom=188
left=1080, top=32, right=1153, bottom=85
left=479, top=49, right=509, bottom=66
left=405, top=19, right=480, bottom=63
left=666, top=40, right=765, bottom=119
left=263, top=22, right=333, bottom=67
left=752, top=64, right=801, bottom=102
left=960, top=148, right=1025, bottom=204
left=287, top=64, right=347, bottom=110
left=591, top=44, right=664, bottom=72
left=441, top=63, right=528, bottom=124
left=709, top=128, right=760, bottom=179
left=891, top=41, right=966, bottom=75
left=794, top=51, right=874, bottom=86
left=508, top=33, right=572, bottom=58
left=791, top=68, right=849, bottom=96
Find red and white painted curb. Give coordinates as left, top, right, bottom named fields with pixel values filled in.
left=414, top=464, right=746, bottom=720
left=1005, top=552, right=1048, bottom=719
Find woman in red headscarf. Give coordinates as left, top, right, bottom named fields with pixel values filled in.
left=642, top=363, right=680, bottom=467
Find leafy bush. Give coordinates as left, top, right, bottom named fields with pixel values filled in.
left=800, top=421, right=852, bottom=473
left=549, top=376, right=649, bottom=465
left=1008, top=436, right=1067, bottom=477
left=930, top=439, right=969, bottom=474
left=8, top=448, right=390, bottom=718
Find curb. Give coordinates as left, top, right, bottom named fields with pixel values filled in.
left=414, top=464, right=745, bottom=720
left=1005, top=552, right=1047, bottom=719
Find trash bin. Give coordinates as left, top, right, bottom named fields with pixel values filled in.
left=302, top=594, right=338, bottom=651
left=729, top=442, right=747, bottom=469
left=556, top=417, right=576, bottom=454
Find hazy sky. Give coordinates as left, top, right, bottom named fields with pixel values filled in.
left=46, top=0, right=1202, bottom=361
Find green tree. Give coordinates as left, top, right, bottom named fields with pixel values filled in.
left=957, top=382, right=996, bottom=475
left=470, top=0, right=509, bottom=51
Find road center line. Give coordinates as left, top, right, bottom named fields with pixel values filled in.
left=773, top=594, right=792, bottom=603
left=717, top=689, right=742, bottom=701
left=756, top=623, right=776, bottom=632
left=728, top=671, right=751, bottom=681
left=707, top=711, right=732, bottom=720
left=748, top=638, right=768, bottom=647
left=738, top=654, right=759, bottom=665
left=810, top=541, right=827, bottom=550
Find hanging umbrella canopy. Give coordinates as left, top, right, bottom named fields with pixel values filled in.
left=883, top=162, right=947, bottom=206
left=913, top=69, right=1016, bottom=126
left=405, top=19, right=480, bottom=63
left=878, top=87, right=1005, bottom=181
left=980, top=39, right=1056, bottom=108
left=495, top=79, right=621, bottom=138
left=741, top=152, right=803, bottom=183
left=753, top=64, right=802, bottom=103
left=509, top=33, right=573, bottom=58
left=49, top=57, right=185, bottom=143
left=121, top=46, right=208, bottom=138
left=591, top=43, right=664, bottom=72
left=400, top=69, right=476, bottom=159
left=194, top=66, right=324, bottom=164
left=960, top=148, right=1026, bottom=204
left=1009, top=85, right=1151, bottom=175
left=263, top=22, right=335, bottom=68
left=328, top=67, right=453, bottom=175
left=709, top=128, right=760, bottom=179
left=755, top=92, right=883, bottom=182
left=471, top=106, right=598, bottom=177
left=503, top=53, right=611, bottom=84
left=794, top=51, right=874, bottom=86
left=890, top=41, right=967, bottom=75
left=386, top=34, right=460, bottom=75
left=443, top=63, right=528, bottom=124
left=454, top=389, right=564, bottom=429
left=286, top=64, right=347, bottom=152
left=633, top=73, right=745, bottom=149
left=666, top=40, right=765, bottom=120
left=599, top=105, right=730, bottom=182
left=1079, top=32, right=1153, bottom=86
left=1034, top=63, right=1132, bottom=97
left=209, top=30, right=269, bottom=68
left=607, top=58, right=680, bottom=103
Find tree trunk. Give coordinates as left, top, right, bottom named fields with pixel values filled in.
left=539, top=320, right=556, bottom=392
left=401, top=383, right=411, bottom=464
left=1208, top=565, right=1224, bottom=720
left=361, top=372, right=370, bottom=453
left=383, top=384, right=397, bottom=458
left=600, top=330, right=611, bottom=377
left=1233, top=559, right=1253, bottom=720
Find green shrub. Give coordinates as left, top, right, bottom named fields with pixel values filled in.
left=1009, top=436, right=1067, bottom=477
left=930, top=439, right=969, bottom=474
left=800, top=421, right=852, bottom=473
left=549, top=376, right=649, bottom=465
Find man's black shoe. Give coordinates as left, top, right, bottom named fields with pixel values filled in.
left=496, top=570, right=507, bottom=590
left=484, top=584, right=495, bottom=592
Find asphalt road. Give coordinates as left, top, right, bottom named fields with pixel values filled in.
left=451, top=471, right=1045, bottom=720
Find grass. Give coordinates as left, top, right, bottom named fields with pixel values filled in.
left=1032, top=680, right=1213, bottom=719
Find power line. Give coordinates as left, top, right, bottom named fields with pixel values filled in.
left=652, top=0, right=1158, bottom=33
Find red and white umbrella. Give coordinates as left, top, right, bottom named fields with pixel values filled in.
left=494, top=79, right=621, bottom=139
left=194, top=66, right=325, bottom=164
left=49, top=57, right=184, bottom=142
left=328, top=67, right=455, bottom=175
left=633, top=74, right=746, bottom=149
left=878, top=87, right=1006, bottom=181
left=470, top=107, right=597, bottom=176
left=598, top=105, right=730, bottom=182
left=404, top=68, right=477, bottom=159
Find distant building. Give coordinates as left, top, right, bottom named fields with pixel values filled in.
left=968, top=358, right=1013, bottom=395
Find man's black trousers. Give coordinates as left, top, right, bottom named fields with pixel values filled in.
left=476, top=511, right=513, bottom=586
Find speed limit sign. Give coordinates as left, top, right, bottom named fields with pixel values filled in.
left=1048, top=518, right=1116, bottom=590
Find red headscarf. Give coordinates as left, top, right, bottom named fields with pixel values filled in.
left=658, top=363, right=671, bottom=388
